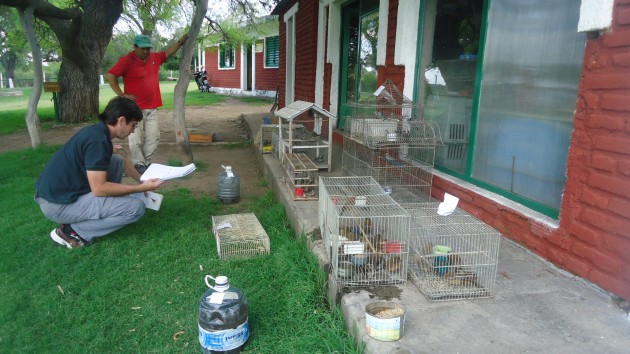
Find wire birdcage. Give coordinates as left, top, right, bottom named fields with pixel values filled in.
left=212, top=213, right=270, bottom=260
left=342, top=136, right=437, bottom=203
left=404, top=202, right=500, bottom=301
left=347, top=78, right=423, bottom=119
left=319, top=176, right=411, bottom=287
left=345, top=116, right=443, bottom=149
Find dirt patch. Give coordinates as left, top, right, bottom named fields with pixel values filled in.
left=2, top=98, right=273, bottom=200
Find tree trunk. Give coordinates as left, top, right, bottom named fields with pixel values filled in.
left=172, top=0, right=208, bottom=165
left=2, top=56, right=17, bottom=81
left=45, top=0, right=123, bottom=123
left=58, top=58, right=101, bottom=122
left=18, top=7, right=41, bottom=148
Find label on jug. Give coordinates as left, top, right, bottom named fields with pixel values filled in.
left=207, top=291, right=240, bottom=304
left=199, top=320, right=249, bottom=351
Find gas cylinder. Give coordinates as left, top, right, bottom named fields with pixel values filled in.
left=216, top=165, right=240, bottom=204
left=198, top=275, right=249, bottom=353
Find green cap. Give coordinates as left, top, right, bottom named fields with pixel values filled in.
left=134, top=35, right=153, bottom=48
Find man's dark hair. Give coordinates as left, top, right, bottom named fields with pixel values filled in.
left=98, top=97, right=143, bottom=125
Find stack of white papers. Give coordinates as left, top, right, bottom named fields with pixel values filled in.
left=140, top=163, right=196, bottom=181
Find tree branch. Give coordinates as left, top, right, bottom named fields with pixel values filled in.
left=0, top=0, right=81, bottom=20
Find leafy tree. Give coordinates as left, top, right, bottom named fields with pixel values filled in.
left=0, top=7, right=28, bottom=82
left=121, top=0, right=182, bottom=36
left=0, top=0, right=124, bottom=123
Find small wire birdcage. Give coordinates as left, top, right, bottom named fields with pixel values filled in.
left=404, top=202, right=501, bottom=301
left=347, top=78, right=423, bottom=119
left=319, top=176, right=411, bottom=287
left=212, top=213, right=270, bottom=260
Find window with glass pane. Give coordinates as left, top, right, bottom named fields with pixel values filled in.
left=265, top=36, right=279, bottom=68
left=219, top=44, right=235, bottom=69
left=423, top=0, right=481, bottom=174
left=473, top=0, right=585, bottom=210
left=357, top=11, right=378, bottom=101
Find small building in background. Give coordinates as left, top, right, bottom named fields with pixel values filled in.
left=202, top=16, right=279, bottom=98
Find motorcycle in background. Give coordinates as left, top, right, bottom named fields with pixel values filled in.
left=194, top=68, right=211, bottom=92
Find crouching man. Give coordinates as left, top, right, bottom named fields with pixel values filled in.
left=34, top=97, right=164, bottom=248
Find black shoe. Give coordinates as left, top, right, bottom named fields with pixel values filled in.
left=50, top=225, right=86, bottom=249
left=135, top=163, right=148, bottom=175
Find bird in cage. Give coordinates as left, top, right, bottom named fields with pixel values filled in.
left=386, top=255, right=401, bottom=272
left=362, top=218, right=372, bottom=234
left=371, top=234, right=382, bottom=252
left=445, top=268, right=481, bottom=288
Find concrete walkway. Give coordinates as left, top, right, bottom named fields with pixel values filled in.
left=244, top=113, right=630, bottom=354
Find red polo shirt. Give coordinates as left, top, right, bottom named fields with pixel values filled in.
left=108, top=51, right=167, bottom=109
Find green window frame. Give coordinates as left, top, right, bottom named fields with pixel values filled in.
left=416, top=0, right=585, bottom=218
left=219, top=44, right=235, bottom=69
left=265, top=36, right=279, bottom=68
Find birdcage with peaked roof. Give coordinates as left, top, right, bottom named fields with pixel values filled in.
left=346, top=78, right=423, bottom=119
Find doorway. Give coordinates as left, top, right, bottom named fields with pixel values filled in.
left=338, top=0, right=379, bottom=128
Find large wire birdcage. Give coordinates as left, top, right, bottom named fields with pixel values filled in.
left=404, top=202, right=501, bottom=301
left=212, top=213, right=271, bottom=260
left=319, top=176, right=411, bottom=287
left=341, top=78, right=443, bottom=206
left=344, top=116, right=443, bottom=149
left=342, top=137, right=435, bottom=203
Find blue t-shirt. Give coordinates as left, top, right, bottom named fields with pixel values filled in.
left=35, top=121, right=113, bottom=204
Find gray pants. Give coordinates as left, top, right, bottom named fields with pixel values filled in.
left=35, top=155, right=146, bottom=242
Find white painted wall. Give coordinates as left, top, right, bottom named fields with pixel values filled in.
left=376, top=0, right=389, bottom=66
left=395, top=0, right=421, bottom=100
left=578, top=0, right=614, bottom=32
left=251, top=43, right=257, bottom=92
left=284, top=3, right=299, bottom=105
left=327, top=2, right=342, bottom=117
left=315, top=2, right=329, bottom=107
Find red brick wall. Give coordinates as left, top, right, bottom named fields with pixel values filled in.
left=255, top=48, right=279, bottom=91
left=434, top=0, right=630, bottom=301
left=277, top=0, right=630, bottom=301
left=204, top=47, right=241, bottom=89
left=376, top=0, right=405, bottom=90
left=294, top=0, right=319, bottom=102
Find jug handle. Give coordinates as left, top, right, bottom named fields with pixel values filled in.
left=205, top=274, right=217, bottom=290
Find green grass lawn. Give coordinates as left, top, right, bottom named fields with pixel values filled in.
left=0, top=82, right=272, bottom=135
left=0, top=146, right=362, bottom=353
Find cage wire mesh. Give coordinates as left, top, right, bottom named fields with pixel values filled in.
left=260, top=124, right=277, bottom=155
left=404, top=202, right=500, bottom=301
left=345, top=116, right=443, bottom=149
left=341, top=79, right=443, bottom=206
left=319, top=176, right=411, bottom=287
left=347, top=78, right=424, bottom=119
left=342, top=135, right=438, bottom=203
left=290, top=134, right=330, bottom=171
left=212, top=213, right=270, bottom=260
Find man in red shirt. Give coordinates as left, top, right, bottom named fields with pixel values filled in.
left=106, top=33, right=189, bottom=174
